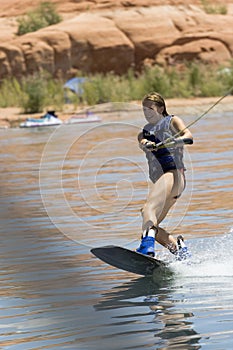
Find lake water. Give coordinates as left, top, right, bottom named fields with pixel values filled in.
left=1, top=104, right=233, bottom=349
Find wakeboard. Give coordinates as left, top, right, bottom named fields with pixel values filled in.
left=91, top=245, right=167, bottom=276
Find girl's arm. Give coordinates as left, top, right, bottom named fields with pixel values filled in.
left=171, top=116, right=193, bottom=141
left=138, top=131, right=145, bottom=142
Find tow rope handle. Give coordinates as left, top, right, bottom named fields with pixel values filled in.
left=144, top=138, right=193, bottom=150
left=156, top=137, right=193, bottom=149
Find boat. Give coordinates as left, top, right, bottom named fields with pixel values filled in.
left=20, top=111, right=63, bottom=128
left=66, top=111, right=101, bottom=124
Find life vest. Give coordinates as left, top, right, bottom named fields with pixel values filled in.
left=142, top=115, right=185, bottom=182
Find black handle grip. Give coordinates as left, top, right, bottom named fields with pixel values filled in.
left=183, top=138, right=193, bottom=145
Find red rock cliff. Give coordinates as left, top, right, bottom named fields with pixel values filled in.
left=0, top=0, right=233, bottom=79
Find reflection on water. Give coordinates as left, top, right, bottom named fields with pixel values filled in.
left=0, top=109, right=233, bottom=349
left=95, top=276, right=201, bottom=350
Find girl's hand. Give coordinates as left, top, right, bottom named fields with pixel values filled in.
left=140, top=139, right=156, bottom=150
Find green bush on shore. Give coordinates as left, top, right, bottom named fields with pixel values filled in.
left=201, top=0, right=227, bottom=15
left=80, top=62, right=233, bottom=105
left=0, top=62, right=232, bottom=113
left=17, top=2, right=62, bottom=35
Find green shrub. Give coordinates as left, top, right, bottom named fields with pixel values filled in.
left=17, top=2, right=62, bottom=35
left=20, top=75, right=47, bottom=113
left=0, top=62, right=233, bottom=111
left=219, top=63, right=233, bottom=93
left=83, top=62, right=232, bottom=101
left=44, top=78, right=65, bottom=110
left=18, top=72, right=65, bottom=113
left=201, top=0, right=227, bottom=15
left=0, top=78, right=23, bottom=107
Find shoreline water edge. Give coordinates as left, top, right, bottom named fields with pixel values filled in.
left=0, top=95, right=233, bottom=128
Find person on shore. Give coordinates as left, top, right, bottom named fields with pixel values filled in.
left=136, top=92, right=193, bottom=260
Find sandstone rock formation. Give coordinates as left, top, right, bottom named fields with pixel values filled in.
left=0, top=1, right=233, bottom=80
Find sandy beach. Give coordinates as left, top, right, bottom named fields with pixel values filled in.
left=1, top=95, right=233, bottom=128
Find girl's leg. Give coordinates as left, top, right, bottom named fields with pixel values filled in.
left=141, top=170, right=185, bottom=252
left=156, top=227, right=177, bottom=253
left=142, top=171, right=177, bottom=230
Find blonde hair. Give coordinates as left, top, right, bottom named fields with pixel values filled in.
left=142, top=92, right=168, bottom=116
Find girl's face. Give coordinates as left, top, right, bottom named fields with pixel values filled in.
left=143, top=101, right=164, bottom=124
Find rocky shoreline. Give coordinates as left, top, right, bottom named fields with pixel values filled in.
left=1, top=1, right=233, bottom=129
